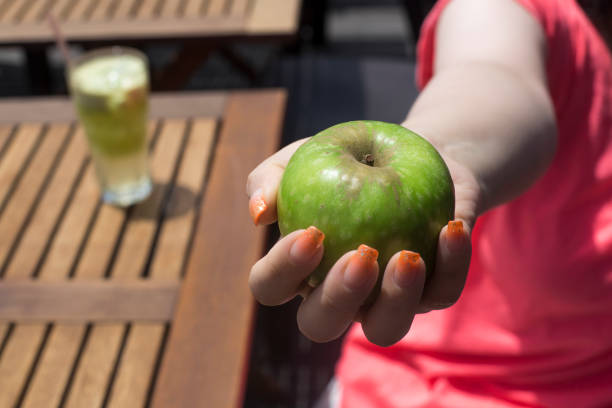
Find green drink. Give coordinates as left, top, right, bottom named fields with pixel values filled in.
left=69, top=47, right=151, bottom=206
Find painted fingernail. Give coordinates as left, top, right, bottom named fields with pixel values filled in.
left=394, top=250, right=421, bottom=289
left=290, top=226, right=325, bottom=264
left=446, top=220, right=465, bottom=251
left=249, top=190, right=267, bottom=225
left=344, top=244, right=379, bottom=291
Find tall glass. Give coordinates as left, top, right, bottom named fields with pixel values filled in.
left=68, top=47, right=152, bottom=207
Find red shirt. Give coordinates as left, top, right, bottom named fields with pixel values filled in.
left=336, top=0, right=612, bottom=406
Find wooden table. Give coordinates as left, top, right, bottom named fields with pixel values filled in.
left=0, top=0, right=301, bottom=91
left=0, top=90, right=285, bottom=407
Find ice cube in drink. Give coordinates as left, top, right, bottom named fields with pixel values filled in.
left=69, top=48, right=151, bottom=206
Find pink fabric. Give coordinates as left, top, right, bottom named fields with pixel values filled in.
left=336, top=0, right=612, bottom=407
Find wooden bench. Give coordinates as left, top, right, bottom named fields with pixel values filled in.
left=0, top=0, right=302, bottom=91
left=0, top=90, right=285, bottom=407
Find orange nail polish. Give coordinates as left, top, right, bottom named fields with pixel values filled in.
left=356, top=244, right=379, bottom=264
left=395, top=250, right=421, bottom=288
left=447, top=220, right=464, bottom=237
left=249, top=194, right=267, bottom=225
left=344, top=244, right=379, bottom=290
left=291, top=226, right=325, bottom=262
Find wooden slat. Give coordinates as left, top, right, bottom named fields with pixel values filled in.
left=66, top=0, right=93, bottom=21
left=0, top=125, right=36, bottom=207
left=0, top=0, right=27, bottom=23
left=205, top=0, right=227, bottom=16
left=19, top=123, right=156, bottom=408
left=21, top=0, right=51, bottom=23
left=3, top=127, right=86, bottom=279
left=63, top=119, right=186, bottom=408
left=135, top=0, right=158, bottom=19
left=230, top=0, right=249, bottom=16
left=0, top=324, right=47, bottom=407
left=47, top=0, right=75, bottom=20
left=107, top=118, right=216, bottom=407
left=0, top=124, right=12, bottom=156
left=182, top=0, right=203, bottom=17
left=0, top=125, right=79, bottom=406
left=0, top=124, right=69, bottom=271
left=0, top=93, right=227, bottom=123
left=247, top=0, right=300, bottom=33
left=112, top=0, right=139, bottom=19
left=152, top=91, right=285, bottom=407
left=0, top=280, right=179, bottom=321
left=88, top=0, right=114, bottom=21
left=159, top=0, right=180, bottom=17
left=21, top=324, right=86, bottom=408
left=37, top=166, right=100, bottom=281
left=107, top=324, right=165, bottom=407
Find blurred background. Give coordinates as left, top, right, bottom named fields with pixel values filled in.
left=0, top=0, right=435, bottom=406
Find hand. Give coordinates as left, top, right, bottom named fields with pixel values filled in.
left=246, top=137, right=479, bottom=347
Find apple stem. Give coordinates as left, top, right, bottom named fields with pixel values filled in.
left=362, top=153, right=375, bottom=166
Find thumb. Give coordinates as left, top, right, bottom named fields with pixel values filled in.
left=246, top=138, right=309, bottom=226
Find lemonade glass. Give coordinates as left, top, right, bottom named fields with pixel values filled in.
left=68, top=47, right=151, bottom=207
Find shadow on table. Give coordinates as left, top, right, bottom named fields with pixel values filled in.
left=127, top=182, right=197, bottom=221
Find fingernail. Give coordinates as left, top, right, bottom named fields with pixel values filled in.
left=394, top=250, right=421, bottom=289
left=446, top=220, right=465, bottom=251
left=344, top=244, right=378, bottom=291
left=290, top=226, right=325, bottom=264
left=249, top=189, right=267, bottom=225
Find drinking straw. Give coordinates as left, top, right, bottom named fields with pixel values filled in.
left=47, top=13, right=72, bottom=69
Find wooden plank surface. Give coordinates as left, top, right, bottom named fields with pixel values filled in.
left=63, top=119, right=186, bottom=408
left=152, top=90, right=285, bottom=408
left=0, top=125, right=36, bottom=207
left=106, top=118, right=216, bottom=407
left=2, top=127, right=87, bottom=280
left=11, top=122, right=158, bottom=408
left=0, top=92, right=227, bottom=123
left=0, top=124, right=70, bottom=272
left=0, top=91, right=286, bottom=408
left=0, top=280, right=179, bottom=321
left=247, top=0, right=301, bottom=33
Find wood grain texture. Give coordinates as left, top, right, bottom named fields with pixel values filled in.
left=107, top=118, right=216, bottom=407
left=0, top=125, right=35, bottom=207
left=0, top=124, right=69, bottom=271
left=0, top=92, right=227, bottom=123
left=21, top=0, right=51, bottom=23
left=247, top=0, right=300, bottom=33
left=0, top=324, right=47, bottom=407
left=159, top=0, right=180, bottom=17
left=0, top=280, right=179, bottom=321
left=17, top=123, right=158, bottom=408
left=152, top=90, right=286, bottom=408
left=21, top=324, right=86, bottom=408
left=3, top=127, right=87, bottom=279
left=89, top=0, right=114, bottom=21
left=63, top=119, right=186, bottom=408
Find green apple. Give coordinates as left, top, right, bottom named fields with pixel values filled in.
left=277, top=121, right=454, bottom=297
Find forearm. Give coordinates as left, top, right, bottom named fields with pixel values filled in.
left=402, top=62, right=557, bottom=217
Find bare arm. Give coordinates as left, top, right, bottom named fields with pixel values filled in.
left=404, top=0, right=558, bottom=220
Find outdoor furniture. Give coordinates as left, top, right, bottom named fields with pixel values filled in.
left=0, top=90, right=285, bottom=407
left=0, top=0, right=302, bottom=91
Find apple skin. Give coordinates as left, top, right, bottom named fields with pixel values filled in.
left=277, top=120, right=454, bottom=296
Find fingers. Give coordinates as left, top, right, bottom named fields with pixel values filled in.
left=297, top=245, right=379, bottom=343
left=246, top=139, right=308, bottom=225
left=420, top=220, right=471, bottom=311
left=361, top=251, right=426, bottom=346
left=250, top=227, right=325, bottom=306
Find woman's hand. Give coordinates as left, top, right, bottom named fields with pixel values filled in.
left=246, top=137, right=479, bottom=347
